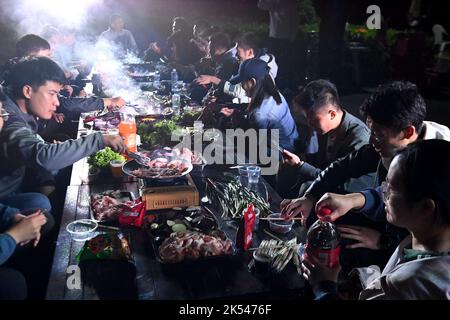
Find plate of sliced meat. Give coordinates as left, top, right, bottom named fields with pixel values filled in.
left=145, top=207, right=235, bottom=264
left=90, top=190, right=135, bottom=223
left=122, top=147, right=194, bottom=180
left=158, top=230, right=234, bottom=264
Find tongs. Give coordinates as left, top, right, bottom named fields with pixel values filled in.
left=127, top=151, right=151, bottom=166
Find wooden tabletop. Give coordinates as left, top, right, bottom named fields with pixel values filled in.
left=46, top=119, right=306, bottom=300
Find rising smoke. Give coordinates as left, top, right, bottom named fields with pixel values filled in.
left=0, top=0, right=148, bottom=103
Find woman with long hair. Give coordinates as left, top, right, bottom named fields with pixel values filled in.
left=229, top=58, right=298, bottom=152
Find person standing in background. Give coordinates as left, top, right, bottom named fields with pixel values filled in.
left=258, top=0, right=298, bottom=90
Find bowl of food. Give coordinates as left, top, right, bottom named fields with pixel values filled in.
left=267, top=212, right=294, bottom=234
left=66, top=219, right=98, bottom=241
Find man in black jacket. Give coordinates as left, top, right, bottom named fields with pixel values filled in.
left=197, top=32, right=239, bottom=104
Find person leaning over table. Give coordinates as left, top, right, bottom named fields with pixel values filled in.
left=281, top=81, right=450, bottom=273
left=166, top=30, right=204, bottom=83
left=195, top=32, right=278, bottom=105
left=0, top=89, right=51, bottom=300
left=302, top=139, right=450, bottom=300
left=7, top=34, right=125, bottom=142
left=278, top=79, right=373, bottom=199
left=192, top=32, right=239, bottom=104
left=0, top=56, right=126, bottom=199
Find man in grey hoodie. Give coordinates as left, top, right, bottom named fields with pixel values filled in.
left=0, top=56, right=126, bottom=199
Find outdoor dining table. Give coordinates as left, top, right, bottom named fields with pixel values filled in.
left=46, top=115, right=307, bottom=300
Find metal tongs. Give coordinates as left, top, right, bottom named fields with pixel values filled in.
left=127, top=151, right=151, bottom=166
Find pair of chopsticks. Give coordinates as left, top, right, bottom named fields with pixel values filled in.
left=259, top=217, right=302, bottom=221
left=77, top=221, right=120, bottom=231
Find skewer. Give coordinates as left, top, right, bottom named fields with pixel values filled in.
left=97, top=224, right=121, bottom=231
left=78, top=221, right=120, bottom=231
left=248, top=245, right=283, bottom=251
left=202, top=205, right=215, bottom=217
left=263, top=229, right=283, bottom=242
left=260, top=217, right=302, bottom=221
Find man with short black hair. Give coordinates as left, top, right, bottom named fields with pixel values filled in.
left=16, top=34, right=52, bottom=59
left=99, top=14, right=138, bottom=56
left=194, top=32, right=239, bottom=104
left=196, top=32, right=278, bottom=104
left=279, top=79, right=372, bottom=198
left=2, top=34, right=125, bottom=142
left=0, top=57, right=126, bottom=199
left=282, top=81, right=450, bottom=222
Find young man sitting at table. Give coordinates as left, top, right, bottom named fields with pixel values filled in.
left=302, top=139, right=450, bottom=300
left=0, top=86, right=52, bottom=300
left=1, top=34, right=126, bottom=123
left=196, top=32, right=278, bottom=105
left=0, top=56, right=126, bottom=200
left=192, top=32, right=239, bottom=104
left=5, top=33, right=126, bottom=143
left=278, top=79, right=373, bottom=199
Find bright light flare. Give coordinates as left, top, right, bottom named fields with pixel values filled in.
left=20, top=0, right=102, bottom=29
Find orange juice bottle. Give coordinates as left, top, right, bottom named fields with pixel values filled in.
left=119, top=113, right=137, bottom=153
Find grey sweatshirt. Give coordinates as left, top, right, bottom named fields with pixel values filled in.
left=0, top=96, right=105, bottom=198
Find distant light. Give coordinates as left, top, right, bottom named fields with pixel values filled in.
left=20, top=0, right=102, bottom=29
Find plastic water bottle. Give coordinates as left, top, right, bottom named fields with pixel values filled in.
left=153, top=70, right=160, bottom=89
left=172, top=93, right=181, bottom=115
left=171, top=69, right=178, bottom=93
left=304, top=207, right=341, bottom=268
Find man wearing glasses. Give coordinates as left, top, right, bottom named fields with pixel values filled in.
left=281, top=81, right=450, bottom=272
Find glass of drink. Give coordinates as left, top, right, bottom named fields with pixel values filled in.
left=110, top=160, right=125, bottom=178
left=247, top=166, right=261, bottom=185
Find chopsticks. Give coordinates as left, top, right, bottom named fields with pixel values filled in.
left=77, top=221, right=120, bottom=231
left=259, top=217, right=302, bottom=221
left=97, top=224, right=120, bottom=231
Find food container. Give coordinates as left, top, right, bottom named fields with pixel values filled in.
left=252, top=250, right=271, bottom=274
left=110, top=160, right=125, bottom=178
left=146, top=207, right=235, bottom=265
left=66, top=219, right=98, bottom=241
left=90, top=191, right=135, bottom=223
left=267, top=213, right=294, bottom=234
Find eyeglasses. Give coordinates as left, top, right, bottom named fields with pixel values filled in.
left=370, top=130, right=387, bottom=143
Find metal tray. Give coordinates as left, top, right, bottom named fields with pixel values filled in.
left=90, top=190, right=135, bottom=223
left=145, top=207, right=236, bottom=265
left=122, top=159, right=193, bottom=180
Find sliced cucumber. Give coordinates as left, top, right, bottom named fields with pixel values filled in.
left=172, top=224, right=187, bottom=232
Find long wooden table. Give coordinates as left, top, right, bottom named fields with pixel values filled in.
left=46, top=120, right=307, bottom=300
